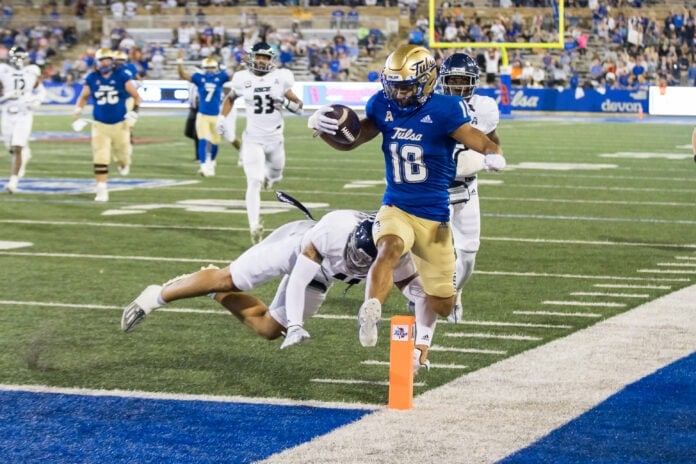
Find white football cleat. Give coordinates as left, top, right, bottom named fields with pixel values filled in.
left=94, top=182, right=108, bottom=202
left=358, top=298, right=381, bottom=347
left=280, top=325, right=310, bottom=349
left=121, top=285, right=163, bottom=332
left=5, top=175, right=18, bottom=193
left=118, top=163, right=130, bottom=176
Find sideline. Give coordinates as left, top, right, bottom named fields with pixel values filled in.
left=262, top=283, right=696, bottom=463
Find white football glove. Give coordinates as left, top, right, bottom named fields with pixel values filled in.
left=72, top=119, right=89, bottom=132
left=215, top=115, right=227, bottom=136
left=307, top=105, right=338, bottom=135
left=283, top=98, right=302, bottom=114
left=28, top=97, right=42, bottom=111
left=125, top=110, right=138, bottom=127
left=483, top=153, right=506, bottom=172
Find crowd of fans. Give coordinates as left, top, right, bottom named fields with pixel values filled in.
left=0, top=1, right=694, bottom=89
left=426, top=2, right=696, bottom=90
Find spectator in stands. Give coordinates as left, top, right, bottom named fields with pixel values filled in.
left=408, top=26, right=427, bottom=46
left=331, top=9, right=345, bottom=30
left=520, top=60, right=534, bottom=86
left=75, top=0, right=87, bottom=19
left=484, top=48, right=500, bottom=86
left=111, top=0, right=125, bottom=20
left=177, top=21, right=196, bottom=49
left=346, top=7, right=359, bottom=29
left=125, top=0, right=138, bottom=21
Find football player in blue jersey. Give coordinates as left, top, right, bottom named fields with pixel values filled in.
left=73, top=48, right=141, bottom=202
left=177, top=51, right=230, bottom=177
left=309, top=44, right=505, bottom=354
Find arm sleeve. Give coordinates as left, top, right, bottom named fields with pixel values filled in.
left=284, top=253, right=321, bottom=328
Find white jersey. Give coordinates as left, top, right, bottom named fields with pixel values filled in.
left=449, top=93, right=501, bottom=254
left=0, top=63, right=41, bottom=114
left=466, top=94, right=499, bottom=136
left=230, top=209, right=416, bottom=327
left=229, top=67, right=295, bottom=140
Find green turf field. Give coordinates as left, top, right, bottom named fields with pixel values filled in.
left=1, top=113, right=694, bottom=405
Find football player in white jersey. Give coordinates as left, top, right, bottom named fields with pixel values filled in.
left=1, top=47, right=45, bottom=193
left=122, top=205, right=435, bottom=374
left=216, top=42, right=304, bottom=245
left=439, top=52, right=504, bottom=322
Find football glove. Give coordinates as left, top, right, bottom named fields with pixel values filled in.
left=483, top=153, right=506, bottom=172
left=215, top=115, right=226, bottom=136
left=283, top=98, right=302, bottom=114
left=72, top=119, right=89, bottom=132
left=125, top=110, right=138, bottom=127
left=307, top=105, right=338, bottom=135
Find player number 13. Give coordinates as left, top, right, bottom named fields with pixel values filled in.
left=389, top=142, right=427, bottom=183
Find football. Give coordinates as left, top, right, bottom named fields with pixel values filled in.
left=321, top=104, right=361, bottom=145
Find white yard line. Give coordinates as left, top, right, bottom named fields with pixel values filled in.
left=569, top=292, right=649, bottom=298
left=261, top=285, right=696, bottom=464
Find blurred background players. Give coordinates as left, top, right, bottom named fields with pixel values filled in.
left=217, top=42, right=303, bottom=244
left=177, top=50, right=230, bottom=177
left=438, top=52, right=504, bottom=323
left=72, top=48, right=141, bottom=202
left=1, top=46, right=45, bottom=193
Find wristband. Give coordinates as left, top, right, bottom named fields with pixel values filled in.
left=73, top=106, right=83, bottom=116
left=176, top=58, right=183, bottom=65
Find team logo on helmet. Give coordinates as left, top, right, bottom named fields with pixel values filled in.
left=381, top=45, right=437, bottom=114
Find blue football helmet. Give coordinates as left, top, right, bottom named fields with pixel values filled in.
left=381, top=44, right=438, bottom=114
left=344, top=216, right=378, bottom=277
left=439, top=52, right=480, bottom=101
left=247, top=42, right=276, bottom=75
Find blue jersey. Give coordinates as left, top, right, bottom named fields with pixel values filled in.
left=191, top=71, right=230, bottom=116
left=366, top=92, right=470, bottom=222
left=84, top=67, right=133, bottom=124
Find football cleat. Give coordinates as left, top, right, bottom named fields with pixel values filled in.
left=358, top=298, right=381, bottom=347
left=447, top=304, right=463, bottom=324
left=279, top=325, right=310, bottom=349
left=121, top=285, right=163, bottom=332
left=5, top=175, right=18, bottom=194
left=413, top=345, right=431, bottom=376
left=94, top=182, right=108, bottom=202
left=117, top=164, right=130, bottom=176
